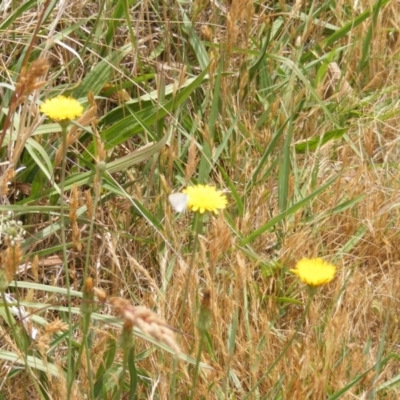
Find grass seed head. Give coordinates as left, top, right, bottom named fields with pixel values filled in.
left=110, top=298, right=180, bottom=353
left=14, top=58, right=49, bottom=108
left=185, top=138, right=199, bottom=184
left=210, top=213, right=232, bottom=266
left=5, top=243, right=22, bottom=282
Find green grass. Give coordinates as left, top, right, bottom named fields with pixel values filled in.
left=1, top=0, right=400, bottom=398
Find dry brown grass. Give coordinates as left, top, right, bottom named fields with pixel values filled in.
left=1, top=0, right=400, bottom=398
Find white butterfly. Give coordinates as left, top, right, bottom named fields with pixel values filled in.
left=168, top=193, right=189, bottom=212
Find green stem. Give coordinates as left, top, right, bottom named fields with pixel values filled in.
left=71, top=311, right=94, bottom=400
left=74, top=164, right=101, bottom=399
left=114, top=351, right=128, bottom=400
left=171, top=213, right=203, bottom=399
left=114, top=330, right=134, bottom=400
left=85, top=335, right=95, bottom=400
left=59, top=123, right=74, bottom=396
left=178, top=213, right=202, bottom=328
left=83, top=166, right=101, bottom=281
left=189, top=332, right=204, bottom=400
left=243, top=288, right=316, bottom=399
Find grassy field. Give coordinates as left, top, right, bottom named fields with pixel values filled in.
left=1, top=0, right=400, bottom=398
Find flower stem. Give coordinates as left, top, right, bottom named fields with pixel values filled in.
left=170, top=213, right=203, bottom=399
left=59, top=123, right=74, bottom=396
left=243, top=289, right=316, bottom=399
left=189, top=330, right=205, bottom=399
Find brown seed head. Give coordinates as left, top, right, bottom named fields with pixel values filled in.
left=45, top=318, right=69, bottom=334
left=185, top=138, right=199, bottom=184
left=31, top=254, right=39, bottom=283
left=5, top=243, right=22, bottom=282
left=93, top=287, right=108, bottom=303
left=14, top=58, right=49, bottom=108
left=109, top=298, right=181, bottom=353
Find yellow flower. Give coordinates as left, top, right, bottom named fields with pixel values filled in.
left=40, top=96, right=83, bottom=121
left=182, top=184, right=227, bottom=214
left=290, top=258, right=336, bottom=287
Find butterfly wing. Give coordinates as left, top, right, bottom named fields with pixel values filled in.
left=168, top=193, right=188, bottom=212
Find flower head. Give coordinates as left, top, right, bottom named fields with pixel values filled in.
left=40, top=96, right=83, bottom=121
left=290, top=258, right=336, bottom=287
left=182, top=184, right=227, bottom=214
left=0, top=219, right=26, bottom=247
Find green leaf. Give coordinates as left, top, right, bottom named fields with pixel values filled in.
left=240, top=175, right=339, bottom=245
left=294, top=129, right=347, bottom=152
left=94, top=337, right=117, bottom=397
left=73, top=44, right=133, bottom=99
left=0, top=350, right=60, bottom=377
left=0, top=0, right=40, bottom=30
left=24, top=138, right=59, bottom=194
left=84, top=67, right=209, bottom=158
left=321, top=0, right=391, bottom=49
left=19, top=134, right=168, bottom=204
left=181, top=10, right=209, bottom=70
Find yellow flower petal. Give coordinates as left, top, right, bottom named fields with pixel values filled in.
left=182, top=185, right=227, bottom=214
left=40, top=96, right=83, bottom=121
left=290, top=258, right=336, bottom=287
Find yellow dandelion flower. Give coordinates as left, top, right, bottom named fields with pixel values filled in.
left=40, top=96, right=83, bottom=121
left=290, top=258, right=336, bottom=287
left=181, top=184, right=227, bottom=214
